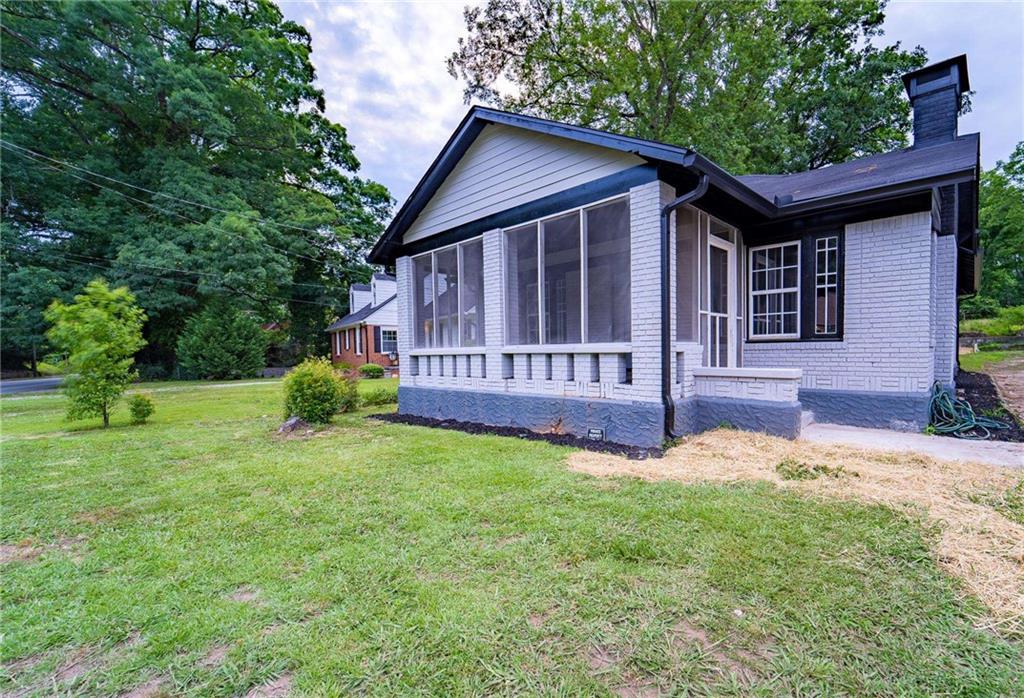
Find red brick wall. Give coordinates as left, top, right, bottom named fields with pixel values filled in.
left=330, top=325, right=398, bottom=371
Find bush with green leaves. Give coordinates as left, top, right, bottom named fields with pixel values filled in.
left=176, top=304, right=268, bottom=380
left=128, top=394, right=155, bottom=425
left=283, top=358, right=358, bottom=424
left=45, top=279, right=146, bottom=427
left=358, top=363, right=385, bottom=379
left=361, top=385, right=398, bottom=407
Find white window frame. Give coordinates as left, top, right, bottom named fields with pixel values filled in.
left=344, top=329, right=350, bottom=351
left=502, top=193, right=630, bottom=347
left=355, top=326, right=362, bottom=354
left=410, top=234, right=484, bottom=350
left=748, top=241, right=801, bottom=340
left=380, top=329, right=398, bottom=354
left=814, top=236, right=839, bottom=335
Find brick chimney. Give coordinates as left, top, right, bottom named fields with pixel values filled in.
left=902, top=55, right=970, bottom=148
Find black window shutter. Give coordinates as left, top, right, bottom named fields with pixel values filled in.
left=374, top=326, right=381, bottom=352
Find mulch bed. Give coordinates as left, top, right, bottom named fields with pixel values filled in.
left=369, top=412, right=663, bottom=460
left=954, top=370, right=1024, bottom=442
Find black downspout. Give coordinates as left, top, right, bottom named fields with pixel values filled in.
left=660, top=174, right=709, bottom=441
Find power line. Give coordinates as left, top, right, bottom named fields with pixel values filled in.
left=34, top=247, right=342, bottom=292
left=0, top=139, right=343, bottom=236
left=25, top=247, right=341, bottom=309
left=3, top=144, right=333, bottom=265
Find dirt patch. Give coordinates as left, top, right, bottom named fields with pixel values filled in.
left=585, top=644, right=618, bottom=672
left=74, top=506, right=125, bottom=525
left=120, top=677, right=168, bottom=698
left=669, top=619, right=757, bottom=684
left=0, top=535, right=86, bottom=564
left=200, top=644, right=231, bottom=668
left=244, top=672, right=293, bottom=698
left=228, top=586, right=261, bottom=603
left=567, top=429, right=1024, bottom=638
left=956, top=370, right=1024, bottom=442
left=370, top=413, right=662, bottom=459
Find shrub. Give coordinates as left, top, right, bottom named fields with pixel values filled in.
left=176, top=303, right=268, bottom=380
left=959, top=295, right=1001, bottom=320
left=358, top=363, right=385, bottom=378
left=283, top=358, right=358, bottom=423
left=128, top=394, right=155, bottom=424
left=361, top=385, right=398, bottom=407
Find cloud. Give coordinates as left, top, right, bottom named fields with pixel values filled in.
left=279, top=1, right=477, bottom=203
left=280, top=0, right=1022, bottom=210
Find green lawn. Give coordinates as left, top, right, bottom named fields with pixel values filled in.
left=959, top=348, right=1024, bottom=372
left=2, top=381, right=1021, bottom=696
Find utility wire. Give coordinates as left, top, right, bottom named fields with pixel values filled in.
left=0, top=139, right=342, bottom=235
left=23, top=246, right=343, bottom=292
left=3, top=144, right=334, bottom=265
left=26, top=247, right=341, bottom=309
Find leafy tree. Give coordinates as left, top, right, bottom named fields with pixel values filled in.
left=1, top=0, right=391, bottom=366
left=448, top=0, right=926, bottom=174
left=977, top=141, right=1024, bottom=309
left=0, top=261, right=65, bottom=374
left=44, top=279, right=146, bottom=427
left=176, top=302, right=269, bottom=380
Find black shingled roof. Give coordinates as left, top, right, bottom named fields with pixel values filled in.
left=326, top=295, right=396, bottom=332
left=737, top=134, right=979, bottom=206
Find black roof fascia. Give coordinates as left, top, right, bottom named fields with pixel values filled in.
left=370, top=106, right=979, bottom=265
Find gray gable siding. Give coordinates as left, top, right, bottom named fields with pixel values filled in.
left=402, top=124, right=643, bottom=245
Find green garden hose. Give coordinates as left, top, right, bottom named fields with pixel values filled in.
left=928, top=381, right=1009, bottom=440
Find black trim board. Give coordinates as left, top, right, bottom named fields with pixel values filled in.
left=399, top=164, right=658, bottom=258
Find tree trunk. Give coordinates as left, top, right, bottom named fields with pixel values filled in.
left=102, top=404, right=109, bottom=428
left=31, top=344, right=38, bottom=377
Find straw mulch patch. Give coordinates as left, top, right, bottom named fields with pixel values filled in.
left=568, top=429, right=1024, bottom=638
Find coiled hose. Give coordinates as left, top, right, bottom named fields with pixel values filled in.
left=928, top=381, right=1009, bottom=439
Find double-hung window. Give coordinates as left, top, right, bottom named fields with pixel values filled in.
left=344, top=330, right=350, bottom=351
left=505, top=197, right=630, bottom=346
left=747, top=232, right=843, bottom=341
left=815, top=236, right=839, bottom=335
left=412, top=238, right=485, bottom=348
left=355, top=328, right=362, bottom=354
left=380, top=329, right=398, bottom=354
left=749, top=242, right=800, bottom=339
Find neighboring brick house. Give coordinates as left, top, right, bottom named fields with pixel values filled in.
left=367, top=56, right=980, bottom=447
left=327, top=273, right=399, bottom=374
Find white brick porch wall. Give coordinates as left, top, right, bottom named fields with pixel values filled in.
left=933, top=233, right=957, bottom=384
left=744, top=212, right=936, bottom=393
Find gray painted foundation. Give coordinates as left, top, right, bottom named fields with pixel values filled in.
left=799, top=388, right=930, bottom=432
left=398, top=386, right=665, bottom=448
left=681, top=396, right=803, bottom=439
left=397, top=386, right=807, bottom=449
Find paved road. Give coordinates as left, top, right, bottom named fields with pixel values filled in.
left=0, top=376, right=63, bottom=395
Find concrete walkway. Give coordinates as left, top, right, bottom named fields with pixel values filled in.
left=802, top=423, right=1024, bottom=468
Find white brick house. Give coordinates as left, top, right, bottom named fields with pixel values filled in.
left=368, top=56, right=980, bottom=447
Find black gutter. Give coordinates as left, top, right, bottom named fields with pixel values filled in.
left=660, top=174, right=709, bottom=441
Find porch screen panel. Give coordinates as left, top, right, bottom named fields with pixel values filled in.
left=434, top=247, right=459, bottom=347
left=412, top=255, right=434, bottom=348
left=460, top=239, right=486, bottom=346
left=506, top=224, right=539, bottom=344
left=675, top=207, right=699, bottom=341
left=542, top=212, right=582, bottom=344
left=586, top=200, right=630, bottom=343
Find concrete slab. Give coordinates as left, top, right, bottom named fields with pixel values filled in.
left=802, top=422, right=1024, bottom=468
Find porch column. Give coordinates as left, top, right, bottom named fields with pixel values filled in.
left=481, top=228, right=505, bottom=387
left=627, top=180, right=677, bottom=402
left=395, top=255, right=414, bottom=384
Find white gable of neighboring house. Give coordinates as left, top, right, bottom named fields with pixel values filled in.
left=371, top=276, right=396, bottom=306
left=350, top=286, right=372, bottom=312
left=402, top=123, right=643, bottom=245
left=363, top=298, right=397, bottom=328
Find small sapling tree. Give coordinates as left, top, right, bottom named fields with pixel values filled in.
left=45, top=279, right=146, bottom=427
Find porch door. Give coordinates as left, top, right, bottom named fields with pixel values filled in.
left=707, top=236, right=736, bottom=367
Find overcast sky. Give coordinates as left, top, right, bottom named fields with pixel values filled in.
left=278, top=0, right=1024, bottom=205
